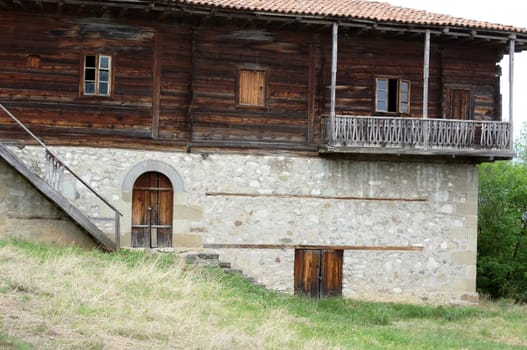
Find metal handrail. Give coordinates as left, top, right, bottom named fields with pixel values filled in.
left=0, top=103, right=122, bottom=249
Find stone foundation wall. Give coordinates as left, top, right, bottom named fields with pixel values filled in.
left=0, top=158, right=97, bottom=248
left=9, top=146, right=479, bottom=304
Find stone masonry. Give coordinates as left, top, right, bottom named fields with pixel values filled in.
left=8, top=145, right=479, bottom=304
left=0, top=157, right=97, bottom=248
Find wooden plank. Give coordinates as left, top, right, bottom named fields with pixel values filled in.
left=186, top=27, right=197, bottom=149
left=307, top=42, right=316, bottom=144
left=204, top=243, right=424, bottom=251
left=205, top=191, right=427, bottom=202
left=294, top=249, right=321, bottom=297
left=151, top=31, right=162, bottom=139
left=320, top=250, right=343, bottom=297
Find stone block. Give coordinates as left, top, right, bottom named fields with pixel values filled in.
left=174, top=205, right=203, bottom=220
left=460, top=293, right=479, bottom=304
left=174, top=192, right=188, bottom=205
left=455, top=202, right=477, bottom=216
left=174, top=234, right=202, bottom=248
left=172, top=219, right=189, bottom=234
left=453, top=278, right=476, bottom=293
left=452, top=251, right=476, bottom=265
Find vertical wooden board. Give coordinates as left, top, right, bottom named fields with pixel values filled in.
left=132, top=174, right=150, bottom=247
left=255, top=70, right=265, bottom=106
left=131, top=189, right=147, bottom=226
left=157, top=228, right=172, bottom=248
left=131, top=227, right=150, bottom=248
left=294, top=249, right=321, bottom=297
left=449, top=89, right=471, bottom=120
left=294, top=249, right=305, bottom=294
left=157, top=173, right=173, bottom=248
left=320, top=250, right=343, bottom=297
left=152, top=31, right=162, bottom=139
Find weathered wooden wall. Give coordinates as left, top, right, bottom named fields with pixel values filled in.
left=440, top=43, right=501, bottom=121
left=187, top=27, right=315, bottom=149
left=0, top=13, right=155, bottom=143
left=0, top=10, right=503, bottom=151
left=322, top=32, right=501, bottom=122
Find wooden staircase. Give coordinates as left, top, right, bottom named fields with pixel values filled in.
left=0, top=103, right=121, bottom=251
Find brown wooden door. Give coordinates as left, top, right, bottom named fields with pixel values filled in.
left=131, top=172, right=173, bottom=248
left=448, top=89, right=471, bottom=120
left=294, top=249, right=343, bottom=298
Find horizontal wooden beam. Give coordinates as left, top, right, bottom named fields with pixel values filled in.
left=204, top=243, right=424, bottom=252
left=205, top=191, right=427, bottom=202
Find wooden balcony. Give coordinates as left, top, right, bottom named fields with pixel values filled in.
left=320, top=115, right=514, bottom=159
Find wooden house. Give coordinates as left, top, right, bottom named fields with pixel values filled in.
left=1, top=0, right=526, bottom=303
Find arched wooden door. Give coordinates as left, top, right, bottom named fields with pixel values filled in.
left=131, top=172, right=173, bottom=248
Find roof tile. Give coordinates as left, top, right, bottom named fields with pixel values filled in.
left=177, top=0, right=526, bottom=33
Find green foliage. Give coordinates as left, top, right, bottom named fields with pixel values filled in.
left=478, top=137, right=527, bottom=300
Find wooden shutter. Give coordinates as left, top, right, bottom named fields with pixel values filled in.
left=239, top=69, right=265, bottom=106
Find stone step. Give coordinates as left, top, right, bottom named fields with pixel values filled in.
left=219, top=261, right=231, bottom=269
left=185, top=253, right=219, bottom=266
left=186, top=252, right=264, bottom=291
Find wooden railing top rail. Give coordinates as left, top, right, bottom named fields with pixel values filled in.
left=322, top=114, right=511, bottom=124
left=322, top=114, right=512, bottom=154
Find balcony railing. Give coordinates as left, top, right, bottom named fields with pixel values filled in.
left=322, top=115, right=512, bottom=157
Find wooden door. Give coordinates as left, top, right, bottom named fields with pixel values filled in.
left=294, top=249, right=343, bottom=298
left=131, top=172, right=173, bottom=248
left=448, top=89, right=471, bottom=120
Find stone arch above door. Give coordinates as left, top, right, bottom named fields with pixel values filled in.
left=121, top=160, right=184, bottom=201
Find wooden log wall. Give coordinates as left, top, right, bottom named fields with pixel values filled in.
left=440, top=43, right=501, bottom=121
left=322, top=32, right=501, bottom=122
left=187, top=27, right=315, bottom=149
left=0, top=12, right=155, bottom=144
left=0, top=10, right=504, bottom=151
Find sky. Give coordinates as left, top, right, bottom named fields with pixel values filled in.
left=385, top=0, right=527, bottom=137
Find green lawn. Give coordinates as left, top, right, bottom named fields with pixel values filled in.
left=1, top=239, right=526, bottom=349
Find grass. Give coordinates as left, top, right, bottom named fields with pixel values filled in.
left=1, top=239, right=527, bottom=349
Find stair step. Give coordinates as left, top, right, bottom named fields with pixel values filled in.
left=219, top=261, right=231, bottom=269
left=185, top=253, right=219, bottom=267
left=223, top=268, right=243, bottom=274
left=196, top=253, right=220, bottom=260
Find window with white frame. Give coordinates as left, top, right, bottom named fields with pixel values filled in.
left=375, top=78, right=410, bottom=114
left=83, top=54, right=112, bottom=96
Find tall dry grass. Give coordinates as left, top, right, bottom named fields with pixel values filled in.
left=0, top=241, right=314, bottom=349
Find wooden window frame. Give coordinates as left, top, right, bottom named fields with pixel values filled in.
left=375, top=77, right=411, bottom=115
left=236, top=67, right=267, bottom=108
left=81, top=54, right=113, bottom=97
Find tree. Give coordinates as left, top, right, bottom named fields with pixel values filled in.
left=477, top=124, right=527, bottom=300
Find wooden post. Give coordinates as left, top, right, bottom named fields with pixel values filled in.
left=329, top=23, right=338, bottom=145
left=423, top=30, right=430, bottom=119
left=509, top=35, right=515, bottom=150
left=423, top=30, right=430, bottom=150
left=307, top=42, right=317, bottom=145
left=114, top=210, right=120, bottom=251
left=151, top=31, right=162, bottom=139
